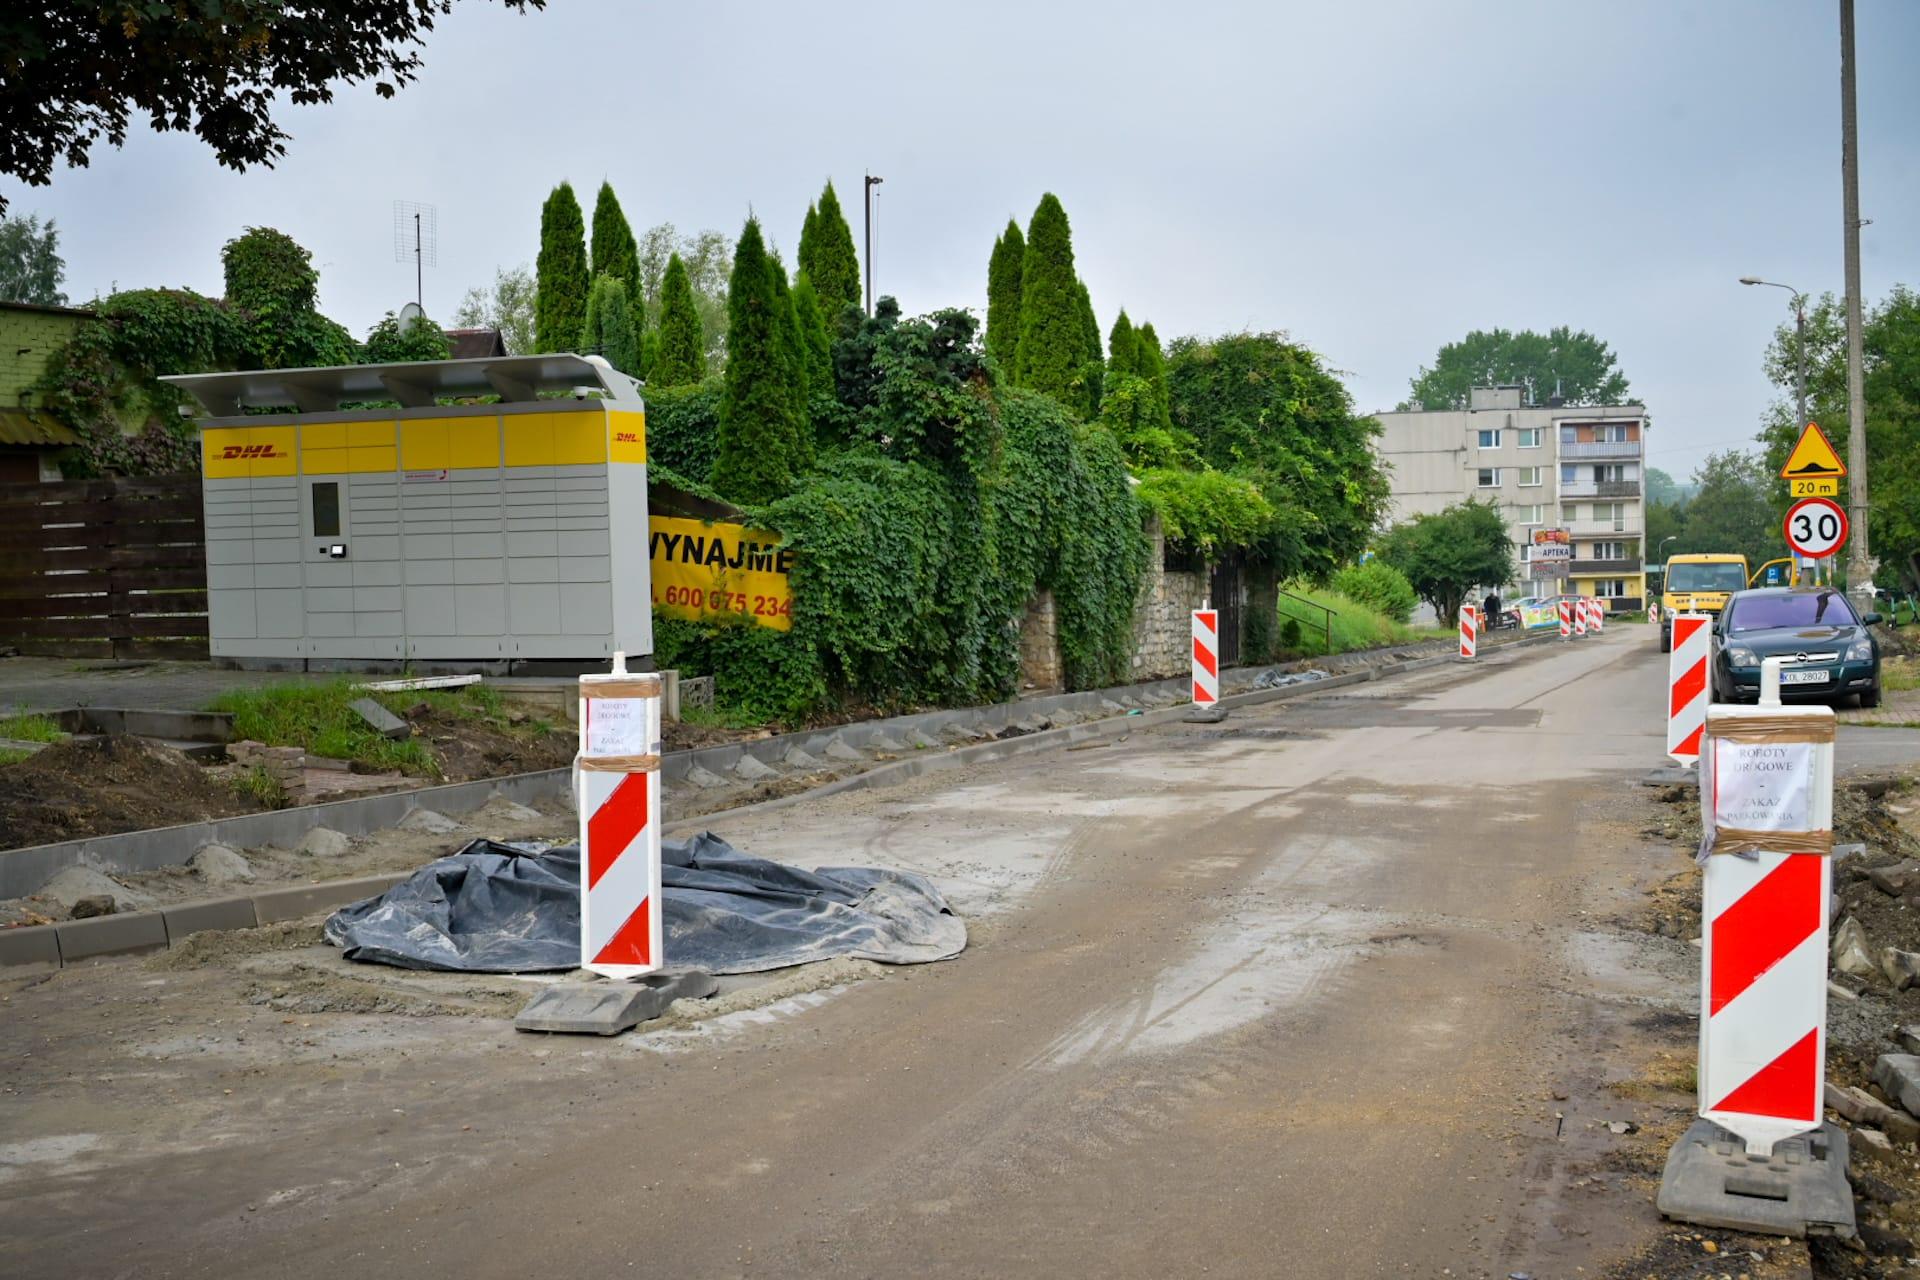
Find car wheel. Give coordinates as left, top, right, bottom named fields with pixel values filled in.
left=1861, top=687, right=1882, bottom=709
left=1659, top=627, right=1671, bottom=654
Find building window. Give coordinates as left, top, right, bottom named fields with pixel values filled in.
left=1476, top=468, right=1500, bottom=488
left=1591, top=541, right=1626, bottom=560
left=1560, top=462, right=1579, bottom=482
left=1562, top=504, right=1580, bottom=523
left=1518, top=504, right=1544, bottom=524
left=1598, top=502, right=1625, bottom=530
left=1476, top=428, right=1502, bottom=449
left=1595, top=578, right=1628, bottom=598
left=1596, top=464, right=1626, bottom=483
left=1560, top=425, right=1578, bottom=445
left=1517, top=466, right=1543, bottom=487
left=1599, top=424, right=1634, bottom=443
left=1516, top=427, right=1542, bottom=448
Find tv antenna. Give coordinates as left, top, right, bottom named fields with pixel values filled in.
left=392, top=201, right=437, bottom=309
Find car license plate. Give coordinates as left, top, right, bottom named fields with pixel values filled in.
left=1781, top=669, right=1830, bottom=685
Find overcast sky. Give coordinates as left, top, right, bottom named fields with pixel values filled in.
left=6, top=0, right=1917, bottom=479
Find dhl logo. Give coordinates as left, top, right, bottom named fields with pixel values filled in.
left=614, top=431, right=642, bottom=444
left=219, top=444, right=288, bottom=460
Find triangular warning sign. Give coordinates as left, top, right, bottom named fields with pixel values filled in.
left=1780, top=422, right=1846, bottom=479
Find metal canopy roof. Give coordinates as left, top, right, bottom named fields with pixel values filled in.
left=161, top=353, right=641, bottom=417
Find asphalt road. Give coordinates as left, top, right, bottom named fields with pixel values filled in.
left=7, top=626, right=1891, bottom=1278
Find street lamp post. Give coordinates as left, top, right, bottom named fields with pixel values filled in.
left=864, top=173, right=884, bottom=316
left=1740, top=276, right=1816, bottom=584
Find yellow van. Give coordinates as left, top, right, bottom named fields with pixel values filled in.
left=1660, top=553, right=1751, bottom=652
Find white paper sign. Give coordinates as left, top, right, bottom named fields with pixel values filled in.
left=1713, top=740, right=1814, bottom=833
left=583, top=698, right=651, bottom=758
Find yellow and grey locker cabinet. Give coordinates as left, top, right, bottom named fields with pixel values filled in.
left=164, top=354, right=652, bottom=669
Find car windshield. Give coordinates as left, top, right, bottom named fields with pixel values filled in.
left=1728, top=591, right=1857, bottom=633
left=1669, top=563, right=1748, bottom=592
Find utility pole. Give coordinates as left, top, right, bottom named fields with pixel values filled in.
left=864, top=173, right=883, bottom=316
left=1840, top=0, right=1872, bottom=599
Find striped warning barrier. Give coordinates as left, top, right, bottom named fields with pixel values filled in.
left=1697, top=661, right=1834, bottom=1156
left=1667, top=612, right=1710, bottom=765
left=1574, top=598, right=1588, bottom=637
left=1650, top=602, right=1661, bottom=625
left=1590, top=600, right=1605, bottom=633
left=1558, top=599, right=1572, bottom=639
left=1458, top=604, right=1477, bottom=659
left=576, top=656, right=663, bottom=979
left=1191, top=609, right=1219, bottom=705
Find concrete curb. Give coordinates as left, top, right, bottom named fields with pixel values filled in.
left=0, top=873, right=407, bottom=971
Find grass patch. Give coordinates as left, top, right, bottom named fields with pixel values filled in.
left=0, top=746, right=35, bottom=766
left=0, top=713, right=66, bottom=743
left=1883, top=657, right=1919, bottom=693
left=1276, top=584, right=1425, bottom=656
left=678, top=701, right=768, bottom=732
left=206, top=679, right=539, bottom=776
left=230, top=763, right=289, bottom=809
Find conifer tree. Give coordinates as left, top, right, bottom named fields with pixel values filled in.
left=986, top=219, right=1025, bottom=380
left=802, top=181, right=861, bottom=319
left=579, top=274, right=639, bottom=375
left=714, top=218, right=809, bottom=504
left=1107, top=310, right=1137, bottom=379
left=1074, top=280, right=1103, bottom=416
left=769, top=261, right=812, bottom=427
left=790, top=271, right=834, bottom=398
left=534, top=181, right=589, bottom=354
left=1137, top=320, right=1173, bottom=431
left=589, top=181, right=646, bottom=350
left=797, top=203, right=819, bottom=282
left=651, top=252, right=705, bottom=386
left=1013, top=193, right=1083, bottom=405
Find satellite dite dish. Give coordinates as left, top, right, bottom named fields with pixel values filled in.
left=397, top=302, right=425, bottom=331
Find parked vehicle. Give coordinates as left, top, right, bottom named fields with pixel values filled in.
left=1660, top=553, right=1751, bottom=653
left=1710, top=586, right=1883, bottom=708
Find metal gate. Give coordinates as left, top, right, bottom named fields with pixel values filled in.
left=1209, top=555, right=1242, bottom=666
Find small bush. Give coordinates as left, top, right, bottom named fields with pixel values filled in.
left=1331, top=560, right=1417, bottom=624
left=0, top=713, right=66, bottom=743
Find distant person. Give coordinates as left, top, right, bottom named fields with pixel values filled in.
left=1483, top=592, right=1501, bottom=629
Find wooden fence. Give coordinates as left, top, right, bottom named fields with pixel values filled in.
left=0, top=474, right=208, bottom=659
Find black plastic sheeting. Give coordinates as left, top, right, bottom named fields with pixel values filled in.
left=322, top=832, right=967, bottom=975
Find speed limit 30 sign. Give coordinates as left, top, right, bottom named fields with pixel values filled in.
left=1784, top=496, right=1849, bottom=559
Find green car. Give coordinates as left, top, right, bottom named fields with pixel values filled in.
left=1711, top=586, right=1884, bottom=708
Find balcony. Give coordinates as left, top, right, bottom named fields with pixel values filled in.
left=1569, top=557, right=1644, bottom=574
left=1558, top=479, right=1641, bottom=499
left=1560, top=441, right=1641, bottom=460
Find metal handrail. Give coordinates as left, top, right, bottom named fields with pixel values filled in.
left=1276, top=588, right=1334, bottom=655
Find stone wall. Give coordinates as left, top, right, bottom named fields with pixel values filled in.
left=1017, top=590, right=1063, bottom=693
left=1128, top=518, right=1210, bottom=680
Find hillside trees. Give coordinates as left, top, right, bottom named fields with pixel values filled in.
left=589, top=181, right=645, bottom=357
left=1403, top=327, right=1631, bottom=410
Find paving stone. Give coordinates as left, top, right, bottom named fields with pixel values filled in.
left=163, top=896, right=259, bottom=941
left=1884, top=948, right=1920, bottom=993
left=298, top=827, right=351, bottom=857
left=57, top=910, right=168, bottom=962
left=1828, top=1083, right=1898, bottom=1126
left=0, top=924, right=60, bottom=970
left=1886, top=1110, right=1920, bottom=1147
left=1898, top=1025, right=1920, bottom=1055
left=1870, top=861, right=1920, bottom=897
left=253, top=874, right=405, bottom=925
left=191, top=843, right=256, bottom=887
left=732, top=754, right=778, bottom=781
left=515, top=971, right=719, bottom=1035
left=398, top=808, right=461, bottom=835
left=682, top=764, right=727, bottom=790
left=1832, top=917, right=1878, bottom=979
left=1873, top=1055, right=1920, bottom=1117
left=347, top=696, right=410, bottom=740
left=823, top=738, right=866, bottom=762
left=781, top=746, right=824, bottom=770
left=1854, top=1128, right=1899, bottom=1167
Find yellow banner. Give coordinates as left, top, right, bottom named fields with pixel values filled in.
left=648, top=515, right=793, bottom=631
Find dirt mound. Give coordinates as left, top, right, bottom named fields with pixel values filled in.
left=0, top=736, right=264, bottom=851
left=409, top=707, right=575, bottom=782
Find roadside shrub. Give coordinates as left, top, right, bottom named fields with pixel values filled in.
left=1331, top=560, right=1417, bottom=624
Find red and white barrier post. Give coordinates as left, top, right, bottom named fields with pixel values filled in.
left=1696, top=657, right=1834, bottom=1155
left=1590, top=600, right=1605, bottom=634
left=1666, top=612, right=1710, bottom=765
left=1558, top=599, right=1572, bottom=639
left=1458, top=604, right=1478, bottom=659
left=576, top=655, right=663, bottom=979
left=1574, top=597, right=1588, bottom=637
left=1191, top=609, right=1219, bottom=707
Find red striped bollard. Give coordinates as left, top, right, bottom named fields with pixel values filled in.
left=1458, top=604, right=1477, bottom=659
left=576, top=655, right=663, bottom=979
left=1558, top=599, right=1572, bottom=639
left=1191, top=609, right=1219, bottom=706
left=1667, top=613, right=1709, bottom=765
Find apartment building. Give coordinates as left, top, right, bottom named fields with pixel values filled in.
left=1371, top=385, right=1649, bottom=609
